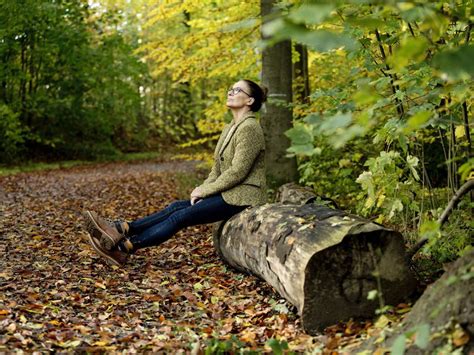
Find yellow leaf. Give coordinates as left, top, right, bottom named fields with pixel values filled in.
left=25, top=323, right=43, bottom=329
left=60, top=340, right=82, bottom=348
left=374, top=315, right=390, bottom=329
left=455, top=125, right=466, bottom=139
left=240, top=330, right=256, bottom=343
left=376, top=194, right=386, bottom=207
left=94, top=340, right=110, bottom=346
left=452, top=327, right=470, bottom=347
left=365, top=196, right=375, bottom=209
left=375, top=215, right=385, bottom=224
left=95, top=282, right=106, bottom=289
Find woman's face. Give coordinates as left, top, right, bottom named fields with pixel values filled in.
left=226, top=80, right=253, bottom=109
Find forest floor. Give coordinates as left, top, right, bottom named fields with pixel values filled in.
left=0, top=158, right=409, bottom=353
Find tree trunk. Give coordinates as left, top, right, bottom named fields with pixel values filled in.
left=293, top=43, right=310, bottom=106
left=213, top=184, right=417, bottom=333
left=260, top=0, right=298, bottom=187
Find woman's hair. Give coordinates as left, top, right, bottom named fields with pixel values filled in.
left=242, top=79, right=268, bottom=112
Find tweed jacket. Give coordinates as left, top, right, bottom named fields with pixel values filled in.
left=199, top=112, right=266, bottom=206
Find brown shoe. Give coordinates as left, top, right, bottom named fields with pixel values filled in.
left=87, top=232, right=128, bottom=267
left=85, top=211, right=125, bottom=250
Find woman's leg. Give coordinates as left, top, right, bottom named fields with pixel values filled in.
left=128, top=200, right=191, bottom=235
left=128, top=194, right=246, bottom=250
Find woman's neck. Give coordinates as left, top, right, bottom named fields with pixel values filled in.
left=231, top=108, right=252, bottom=124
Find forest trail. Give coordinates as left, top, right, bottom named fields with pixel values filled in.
left=0, top=160, right=333, bottom=352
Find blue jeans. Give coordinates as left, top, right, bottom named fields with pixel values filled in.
left=127, top=194, right=247, bottom=249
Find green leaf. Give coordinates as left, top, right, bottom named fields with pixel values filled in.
left=319, top=112, right=352, bottom=133
left=414, top=323, right=430, bottom=349
left=353, top=89, right=381, bottom=106
left=273, top=303, right=289, bottom=314
left=404, top=111, right=432, bottom=133
left=285, top=124, right=313, bottom=145
left=398, top=135, right=408, bottom=154
left=419, top=220, right=441, bottom=242
left=263, top=19, right=358, bottom=52
left=432, top=45, right=474, bottom=80
left=288, top=4, right=335, bottom=25
left=334, top=124, right=365, bottom=148
left=295, top=29, right=358, bottom=52
left=346, top=16, right=386, bottom=30
left=287, top=144, right=317, bottom=156
left=389, top=37, right=429, bottom=70
left=193, top=282, right=203, bottom=291
left=222, top=18, right=258, bottom=32
left=407, top=155, right=420, bottom=181
left=367, top=289, right=378, bottom=300
left=391, top=334, right=406, bottom=355
left=267, top=338, right=289, bottom=355
left=388, top=199, right=403, bottom=219
left=458, top=158, right=474, bottom=181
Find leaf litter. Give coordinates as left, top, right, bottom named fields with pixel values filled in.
left=0, top=160, right=406, bottom=352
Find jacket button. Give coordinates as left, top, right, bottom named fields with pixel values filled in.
left=220, top=157, right=224, bottom=161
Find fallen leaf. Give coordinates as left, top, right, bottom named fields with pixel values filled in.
left=452, top=327, right=470, bottom=347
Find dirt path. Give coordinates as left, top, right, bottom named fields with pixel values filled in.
left=0, top=160, right=318, bottom=352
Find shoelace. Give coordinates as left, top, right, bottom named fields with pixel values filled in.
left=103, top=217, right=124, bottom=232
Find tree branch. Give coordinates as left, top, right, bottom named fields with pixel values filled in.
left=438, top=179, right=474, bottom=225
left=408, top=179, right=474, bottom=258
left=374, top=29, right=404, bottom=117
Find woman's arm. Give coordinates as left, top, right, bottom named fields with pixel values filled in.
left=197, top=123, right=264, bottom=198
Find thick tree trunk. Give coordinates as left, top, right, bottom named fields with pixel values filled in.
left=260, top=0, right=298, bottom=187
left=213, top=185, right=417, bottom=333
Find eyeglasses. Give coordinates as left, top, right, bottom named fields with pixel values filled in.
left=228, top=87, right=251, bottom=97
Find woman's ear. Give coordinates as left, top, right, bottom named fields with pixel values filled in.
left=248, top=97, right=255, bottom=105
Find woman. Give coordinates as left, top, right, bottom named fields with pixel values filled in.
left=86, top=79, right=267, bottom=266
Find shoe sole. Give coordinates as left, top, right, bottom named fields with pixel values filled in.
left=85, top=211, right=117, bottom=250
left=87, top=232, right=122, bottom=267
left=84, top=217, right=101, bottom=239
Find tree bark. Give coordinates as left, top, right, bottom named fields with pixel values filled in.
left=213, top=184, right=417, bottom=333
left=359, top=248, right=474, bottom=354
left=260, top=0, right=298, bottom=187
left=293, top=43, right=310, bottom=106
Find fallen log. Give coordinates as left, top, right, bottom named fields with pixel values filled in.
left=357, top=248, right=474, bottom=354
left=213, top=184, right=417, bottom=333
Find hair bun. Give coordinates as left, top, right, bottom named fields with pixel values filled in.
left=241, top=79, right=267, bottom=112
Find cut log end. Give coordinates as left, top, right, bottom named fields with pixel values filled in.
left=302, top=229, right=417, bottom=333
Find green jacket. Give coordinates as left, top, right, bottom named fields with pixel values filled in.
left=199, top=112, right=266, bottom=206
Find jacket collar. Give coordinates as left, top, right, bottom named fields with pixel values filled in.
left=231, top=110, right=256, bottom=126
left=218, top=111, right=256, bottom=156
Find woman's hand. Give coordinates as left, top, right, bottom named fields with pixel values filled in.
left=190, top=186, right=203, bottom=205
